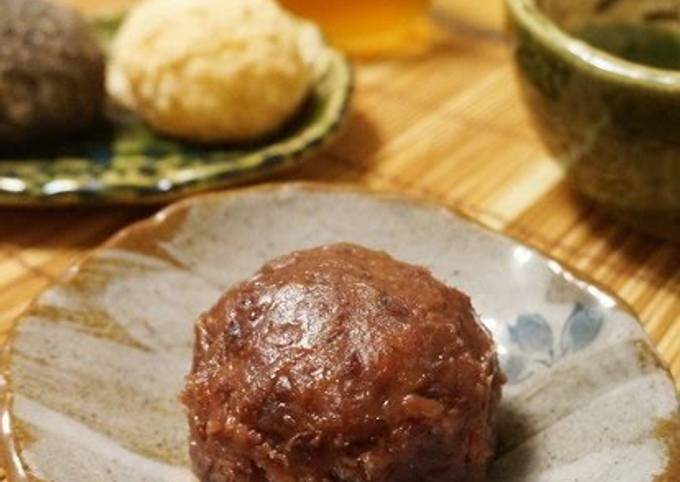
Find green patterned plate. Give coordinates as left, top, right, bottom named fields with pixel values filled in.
left=0, top=16, right=352, bottom=205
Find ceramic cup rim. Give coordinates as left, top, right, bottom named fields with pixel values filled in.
left=505, top=0, right=680, bottom=92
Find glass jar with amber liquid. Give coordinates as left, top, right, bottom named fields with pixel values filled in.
left=279, top=0, right=432, bottom=57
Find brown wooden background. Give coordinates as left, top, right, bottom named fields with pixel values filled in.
left=1, top=0, right=678, bottom=399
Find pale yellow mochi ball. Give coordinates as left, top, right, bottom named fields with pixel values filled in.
left=109, top=0, right=311, bottom=143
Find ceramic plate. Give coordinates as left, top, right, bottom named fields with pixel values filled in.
left=0, top=18, right=352, bottom=206
left=2, top=184, right=678, bottom=481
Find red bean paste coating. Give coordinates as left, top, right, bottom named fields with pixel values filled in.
left=182, top=243, right=504, bottom=482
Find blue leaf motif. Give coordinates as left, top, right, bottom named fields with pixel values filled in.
left=560, top=303, right=604, bottom=356
left=509, top=313, right=554, bottom=360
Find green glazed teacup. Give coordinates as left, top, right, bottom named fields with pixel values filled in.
left=505, top=0, right=680, bottom=240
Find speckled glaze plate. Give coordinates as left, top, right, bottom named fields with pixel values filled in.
left=0, top=18, right=352, bottom=206
left=1, top=184, right=678, bottom=481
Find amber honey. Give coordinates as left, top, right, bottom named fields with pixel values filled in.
left=279, top=0, right=431, bottom=57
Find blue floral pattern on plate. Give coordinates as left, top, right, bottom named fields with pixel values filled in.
left=499, top=303, right=605, bottom=384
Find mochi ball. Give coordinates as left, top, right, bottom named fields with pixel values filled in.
left=183, top=244, right=504, bottom=482
left=109, top=0, right=311, bottom=144
left=0, top=0, right=105, bottom=147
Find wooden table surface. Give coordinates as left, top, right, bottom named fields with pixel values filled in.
left=1, top=0, right=678, bottom=403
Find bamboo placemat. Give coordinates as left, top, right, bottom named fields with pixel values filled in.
left=1, top=0, right=678, bottom=405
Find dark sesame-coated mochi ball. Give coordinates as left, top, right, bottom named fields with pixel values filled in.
left=0, top=0, right=105, bottom=147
